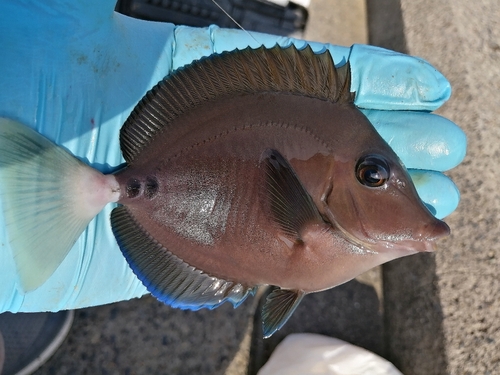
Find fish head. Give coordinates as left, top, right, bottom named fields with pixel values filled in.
left=321, top=143, right=450, bottom=256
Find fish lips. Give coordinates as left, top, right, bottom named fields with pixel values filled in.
left=365, top=218, right=450, bottom=254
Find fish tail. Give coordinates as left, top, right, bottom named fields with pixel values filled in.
left=0, top=118, right=119, bottom=291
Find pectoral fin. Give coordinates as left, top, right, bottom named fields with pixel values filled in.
left=262, top=288, right=305, bottom=338
left=261, top=149, right=324, bottom=242
left=111, top=206, right=255, bottom=310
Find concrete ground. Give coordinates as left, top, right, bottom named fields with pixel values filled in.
left=384, top=1, right=500, bottom=374
left=32, top=0, right=499, bottom=374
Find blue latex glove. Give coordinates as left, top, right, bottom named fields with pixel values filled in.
left=0, top=0, right=466, bottom=313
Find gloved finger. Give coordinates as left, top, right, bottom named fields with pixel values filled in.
left=360, top=109, right=467, bottom=171
left=172, top=26, right=451, bottom=111
left=346, top=44, right=450, bottom=111
left=408, top=170, right=460, bottom=219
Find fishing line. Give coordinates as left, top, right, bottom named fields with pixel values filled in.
left=210, top=0, right=260, bottom=44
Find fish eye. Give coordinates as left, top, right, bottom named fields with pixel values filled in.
left=355, top=155, right=390, bottom=188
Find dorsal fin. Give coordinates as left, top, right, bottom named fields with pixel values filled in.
left=120, top=44, right=354, bottom=164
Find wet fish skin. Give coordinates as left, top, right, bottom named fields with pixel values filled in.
left=113, top=91, right=443, bottom=293
left=0, top=45, right=450, bottom=338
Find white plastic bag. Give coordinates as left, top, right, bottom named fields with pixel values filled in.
left=257, top=333, right=403, bottom=375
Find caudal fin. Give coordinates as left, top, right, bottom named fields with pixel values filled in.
left=0, top=118, right=106, bottom=291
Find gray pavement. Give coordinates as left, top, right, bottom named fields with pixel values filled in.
left=387, top=1, right=500, bottom=374
left=32, top=0, right=500, bottom=374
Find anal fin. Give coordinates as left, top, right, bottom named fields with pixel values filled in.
left=261, top=149, right=324, bottom=242
left=110, top=206, right=255, bottom=310
left=262, top=288, right=305, bottom=338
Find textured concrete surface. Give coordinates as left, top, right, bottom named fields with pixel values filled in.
left=303, top=0, right=368, bottom=46
left=365, top=1, right=450, bottom=374
left=35, top=295, right=258, bottom=375
left=388, top=1, right=500, bottom=374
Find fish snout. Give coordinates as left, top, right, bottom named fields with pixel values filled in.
left=399, top=219, right=450, bottom=254
left=420, top=219, right=450, bottom=241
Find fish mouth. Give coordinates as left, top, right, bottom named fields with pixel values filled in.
left=332, top=216, right=441, bottom=256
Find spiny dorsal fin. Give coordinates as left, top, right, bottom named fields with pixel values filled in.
left=120, top=44, right=353, bottom=164
left=110, top=206, right=255, bottom=310
left=261, top=149, right=324, bottom=242
left=262, top=288, right=305, bottom=338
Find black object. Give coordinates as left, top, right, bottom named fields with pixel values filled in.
left=115, top=0, right=308, bottom=36
left=0, top=311, right=74, bottom=375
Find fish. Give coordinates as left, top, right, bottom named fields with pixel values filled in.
left=0, top=44, right=450, bottom=338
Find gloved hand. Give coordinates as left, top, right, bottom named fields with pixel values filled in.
left=0, top=0, right=466, bottom=313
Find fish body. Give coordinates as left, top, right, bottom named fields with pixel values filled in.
left=0, top=45, right=449, bottom=337
left=113, top=92, right=433, bottom=292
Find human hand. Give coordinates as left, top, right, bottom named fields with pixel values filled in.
left=0, top=0, right=465, bottom=312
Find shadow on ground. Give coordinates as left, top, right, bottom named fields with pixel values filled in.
left=35, top=279, right=383, bottom=375
left=250, top=280, right=384, bottom=375
left=35, top=295, right=256, bottom=375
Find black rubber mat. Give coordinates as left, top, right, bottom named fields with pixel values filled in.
left=115, top=0, right=308, bottom=36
